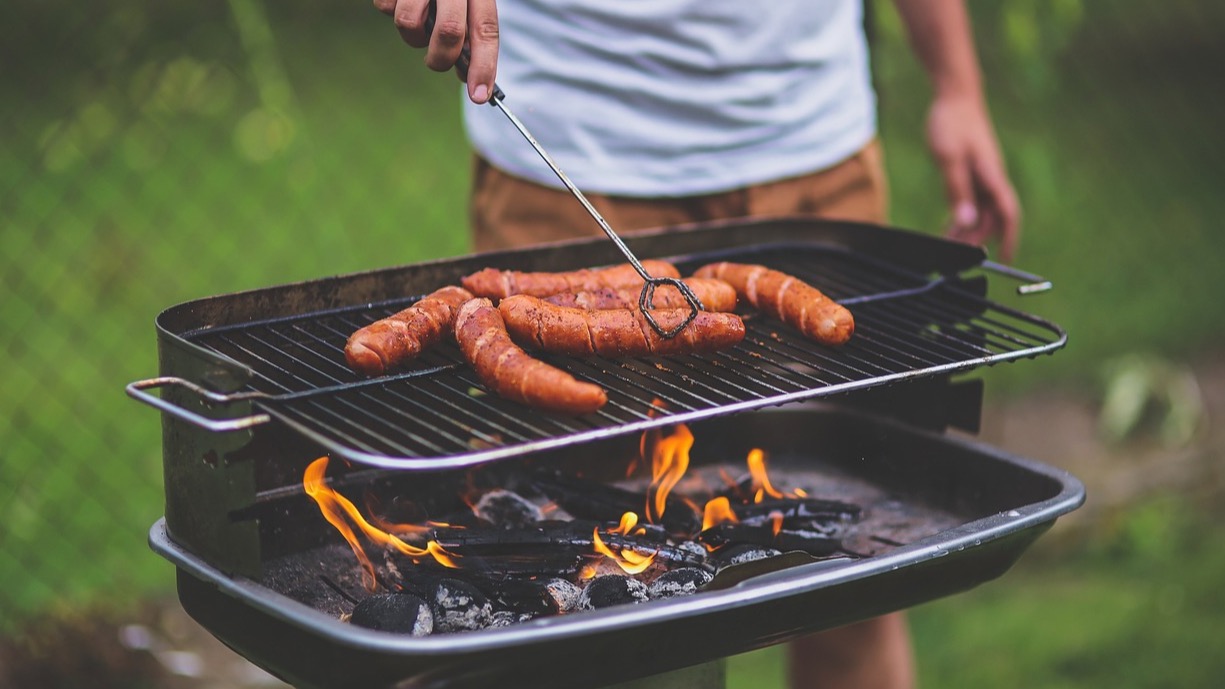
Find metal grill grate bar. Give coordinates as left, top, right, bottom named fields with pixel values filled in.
left=182, top=244, right=1064, bottom=468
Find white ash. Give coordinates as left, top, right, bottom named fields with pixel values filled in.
left=578, top=575, right=650, bottom=611
left=473, top=489, right=544, bottom=529
left=487, top=610, right=524, bottom=628
left=431, top=579, right=494, bottom=633
left=543, top=578, right=583, bottom=614
left=648, top=568, right=713, bottom=599
left=675, top=540, right=708, bottom=561
left=709, top=544, right=782, bottom=573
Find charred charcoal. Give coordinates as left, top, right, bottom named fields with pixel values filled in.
left=350, top=594, right=433, bottom=636
left=595, top=531, right=710, bottom=569
left=698, top=523, right=842, bottom=557
left=706, top=543, right=782, bottom=572
left=429, top=521, right=705, bottom=570
left=476, top=576, right=562, bottom=616
left=578, top=575, right=650, bottom=610
left=647, top=568, right=713, bottom=599
left=473, top=489, right=545, bottom=529
left=544, top=578, right=584, bottom=614
left=430, top=579, right=494, bottom=633
left=533, top=472, right=700, bottom=536
left=732, top=498, right=861, bottom=532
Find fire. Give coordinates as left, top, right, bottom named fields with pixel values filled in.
left=747, top=448, right=783, bottom=501
left=769, top=510, right=785, bottom=537
left=631, top=398, right=669, bottom=478
left=646, top=424, right=693, bottom=523
left=303, top=457, right=461, bottom=591
left=591, top=511, right=657, bottom=574
left=746, top=448, right=802, bottom=502
left=701, top=496, right=740, bottom=531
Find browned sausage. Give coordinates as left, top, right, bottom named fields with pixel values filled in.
left=543, top=278, right=738, bottom=313
left=693, top=262, right=854, bottom=345
left=345, top=286, right=474, bottom=376
left=454, top=298, right=608, bottom=414
left=461, top=260, right=681, bottom=300
left=498, top=295, right=745, bottom=357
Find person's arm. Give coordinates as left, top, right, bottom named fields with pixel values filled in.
left=373, top=0, right=500, bottom=104
left=891, top=0, right=1021, bottom=262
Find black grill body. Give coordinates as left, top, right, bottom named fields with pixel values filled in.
left=133, top=218, right=1081, bottom=689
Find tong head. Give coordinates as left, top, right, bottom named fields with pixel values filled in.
left=639, top=277, right=705, bottom=340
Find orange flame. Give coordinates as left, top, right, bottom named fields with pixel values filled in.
left=701, top=496, right=740, bottom=531
left=591, top=512, right=657, bottom=574
left=769, top=510, right=785, bottom=537
left=646, top=424, right=693, bottom=523
left=304, top=457, right=380, bottom=589
left=632, top=398, right=669, bottom=478
left=747, top=449, right=784, bottom=502
left=303, top=457, right=461, bottom=590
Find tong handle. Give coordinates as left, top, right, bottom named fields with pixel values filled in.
left=424, top=1, right=505, bottom=101
left=126, top=377, right=271, bottom=431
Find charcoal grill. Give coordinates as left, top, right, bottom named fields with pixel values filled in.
left=130, top=218, right=1084, bottom=689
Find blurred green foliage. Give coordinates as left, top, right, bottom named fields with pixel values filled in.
left=2, top=1, right=1223, bottom=685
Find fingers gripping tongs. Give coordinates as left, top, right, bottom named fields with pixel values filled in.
left=428, top=12, right=704, bottom=338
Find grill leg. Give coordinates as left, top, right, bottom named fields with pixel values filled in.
left=602, top=659, right=726, bottom=689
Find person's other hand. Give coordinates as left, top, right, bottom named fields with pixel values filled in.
left=927, top=95, right=1020, bottom=263
left=373, top=0, right=499, bottom=104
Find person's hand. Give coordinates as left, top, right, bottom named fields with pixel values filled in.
left=373, top=0, right=499, bottom=104
left=926, top=94, right=1020, bottom=263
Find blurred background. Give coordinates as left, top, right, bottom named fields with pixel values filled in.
left=2, top=0, right=1223, bottom=686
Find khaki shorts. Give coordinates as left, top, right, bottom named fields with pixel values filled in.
left=469, top=140, right=889, bottom=252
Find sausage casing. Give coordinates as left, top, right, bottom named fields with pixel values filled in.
left=498, top=295, right=745, bottom=358
left=455, top=298, right=608, bottom=415
left=693, top=262, right=854, bottom=345
left=345, top=285, right=474, bottom=376
left=461, top=260, right=681, bottom=300
left=543, top=277, right=738, bottom=313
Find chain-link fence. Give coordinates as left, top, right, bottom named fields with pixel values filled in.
left=3, top=0, right=1222, bottom=642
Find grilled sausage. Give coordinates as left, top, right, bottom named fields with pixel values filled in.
left=455, top=298, right=608, bottom=415
left=498, top=295, right=745, bottom=358
left=693, top=262, right=854, bottom=346
left=461, top=260, right=681, bottom=300
left=543, top=278, right=738, bottom=313
left=345, top=286, right=474, bottom=376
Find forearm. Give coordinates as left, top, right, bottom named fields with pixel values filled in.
left=890, top=0, right=984, bottom=103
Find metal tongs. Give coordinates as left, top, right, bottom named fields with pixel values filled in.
left=429, top=12, right=704, bottom=338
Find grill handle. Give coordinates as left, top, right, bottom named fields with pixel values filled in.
left=980, top=260, right=1053, bottom=295
left=126, top=377, right=271, bottom=432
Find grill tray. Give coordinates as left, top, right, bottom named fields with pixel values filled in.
left=150, top=404, right=1085, bottom=689
left=133, top=219, right=1064, bottom=470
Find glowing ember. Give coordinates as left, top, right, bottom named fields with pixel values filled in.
left=646, top=424, right=693, bottom=523
left=701, top=496, right=740, bottom=531
left=303, top=457, right=461, bottom=591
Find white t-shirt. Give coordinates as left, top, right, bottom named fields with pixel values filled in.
left=462, top=0, right=877, bottom=198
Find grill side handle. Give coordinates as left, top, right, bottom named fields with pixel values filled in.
left=126, top=377, right=271, bottom=431
left=980, top=260, right=1053, bottom=294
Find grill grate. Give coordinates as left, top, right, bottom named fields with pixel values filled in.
left=185, top=244, right=1064, bottom=469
